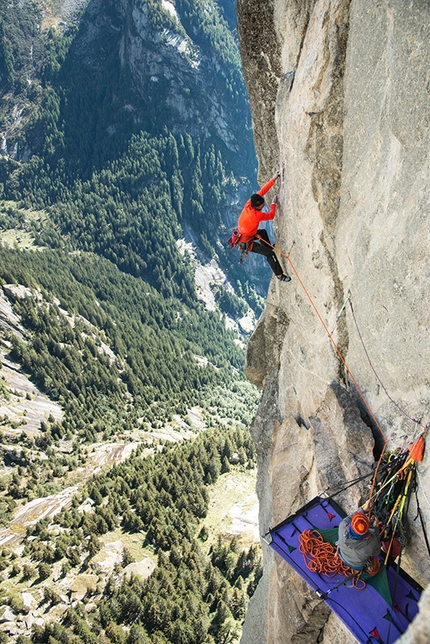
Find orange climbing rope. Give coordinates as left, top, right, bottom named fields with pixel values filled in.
left=256, top=232, right=429, bottom=534
left=256, top=237, right=388, bottom=432
left=299, top=529, right=349, bottom=576
left=298, top=529, right=373, bottom=589
left=255, top=234, right=389, bottom=506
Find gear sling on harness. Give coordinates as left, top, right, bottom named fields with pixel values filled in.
left=227, top=229, right=254, bottom=264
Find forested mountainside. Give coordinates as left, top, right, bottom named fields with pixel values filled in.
left=0, top=0, right=264, bottom=434
left=0, top=0, right=267, bottom=294
left=0, top=0, right=269, bottom=641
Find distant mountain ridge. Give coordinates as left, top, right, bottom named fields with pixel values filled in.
left=0, top=0, right=270, bottom=300
left=1, top=0, right=254, bottom=172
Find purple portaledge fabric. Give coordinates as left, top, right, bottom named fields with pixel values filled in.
left=267, top=496, right=422, bottom=644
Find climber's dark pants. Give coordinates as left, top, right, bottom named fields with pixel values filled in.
left=251, top=229, right=283, bottom=276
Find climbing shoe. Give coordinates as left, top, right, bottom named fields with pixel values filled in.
left=277, top=274, right=291, bottom=282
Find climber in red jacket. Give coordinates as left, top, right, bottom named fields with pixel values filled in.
left=229, top=171, right=291, bottom=282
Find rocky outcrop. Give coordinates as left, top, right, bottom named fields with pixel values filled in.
left=237, top=0, right=430, bottom=642
left=1, top=0, right=255, bottom=172
left=63, top=0, right=251, bottom=153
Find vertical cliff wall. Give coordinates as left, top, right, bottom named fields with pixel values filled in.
left=236, top=0, right=430, bottom=642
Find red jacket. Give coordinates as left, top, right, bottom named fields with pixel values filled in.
left=237, top=178, right=276, bottom=240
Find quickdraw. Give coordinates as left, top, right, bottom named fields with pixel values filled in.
left=238, top=240, right=253, bottom=264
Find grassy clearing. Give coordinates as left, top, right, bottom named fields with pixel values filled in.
left=98, top=527, right=155, bottom=566
left=201, top=467, right=258, bottom=550
left=0, top=200, right=48, bottom=251
left=1, top=229, right=35, bottom=249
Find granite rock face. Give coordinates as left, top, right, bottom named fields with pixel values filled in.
left=236, top=1, right=430, bottom=642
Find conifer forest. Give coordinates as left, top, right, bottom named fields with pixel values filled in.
left=0, top=0, right=265, bottom=641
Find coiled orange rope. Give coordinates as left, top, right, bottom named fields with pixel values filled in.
left=299, top=529, right=350, bottom=576
left=298, top=529, right=373, bottom=589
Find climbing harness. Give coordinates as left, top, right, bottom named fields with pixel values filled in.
left=227, top=229, right=241, bottom=248
left=238, top=240, right=253, bottom=265
left=227, top=229, right=255, bottom=264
